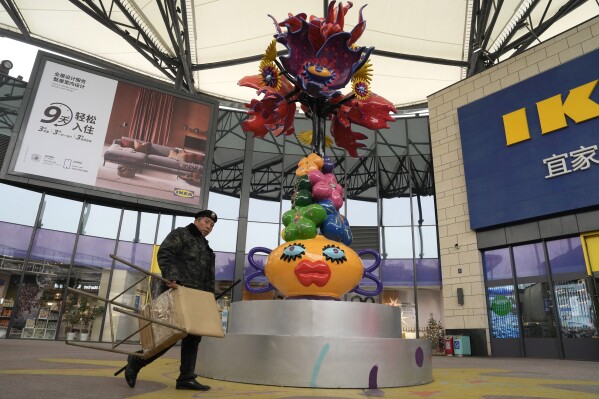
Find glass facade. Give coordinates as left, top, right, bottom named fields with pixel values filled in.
left=208, top=109, right=441, bottom=332
left=0, top=107, right=441, bottom=341
left=482, top=237, right=599, bottom=357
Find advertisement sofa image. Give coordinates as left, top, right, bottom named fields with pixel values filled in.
left=103, top=137, right=204, bottom=178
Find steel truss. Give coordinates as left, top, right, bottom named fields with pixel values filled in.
left=466, top=0, right=592, bottom=77
left=209, top=110, right=434, bottom=203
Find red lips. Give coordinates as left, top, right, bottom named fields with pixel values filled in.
left=294, top=260, right=331, bottom=287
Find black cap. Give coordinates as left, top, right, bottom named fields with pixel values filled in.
left=195, top=209, right=217, bottom=223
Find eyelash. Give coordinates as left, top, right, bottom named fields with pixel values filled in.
left=280, top=243, right=306, bottom=262
left=322, top=244, right=347, bottom=264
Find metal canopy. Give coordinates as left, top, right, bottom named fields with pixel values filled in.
left=1, top=1, right=597, bottom=203
left=1, top=1, right=597, bottom=108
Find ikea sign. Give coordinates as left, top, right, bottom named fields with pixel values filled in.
left=457, top=48, right=599, bottom=230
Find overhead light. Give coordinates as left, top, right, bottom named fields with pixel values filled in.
left=0, top=59, right=13, bottom=74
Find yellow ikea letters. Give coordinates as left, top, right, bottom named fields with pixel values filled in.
left=503, top=79, right=599, bottom=146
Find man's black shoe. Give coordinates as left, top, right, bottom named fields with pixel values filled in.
left=175, top=379, right=211, bottom=391
left=124, top=355, right=140, bottom=388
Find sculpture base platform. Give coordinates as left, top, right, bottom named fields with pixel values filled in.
left=197, top=300, right=432, bottom=388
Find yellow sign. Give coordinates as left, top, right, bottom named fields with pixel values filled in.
left=581, top=231, right=599, bottom=275
left=503, top=79, right=599, bottom=146
left=150, top=245, right=161, bottom=274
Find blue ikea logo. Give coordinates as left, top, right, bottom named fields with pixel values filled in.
left=457, top=48, right=599, bottom=230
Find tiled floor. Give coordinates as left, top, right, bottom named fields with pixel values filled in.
left=0, top=339, right=597, bottom=399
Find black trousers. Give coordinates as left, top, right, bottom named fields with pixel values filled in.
left=136, top=334, right=202, bottom=381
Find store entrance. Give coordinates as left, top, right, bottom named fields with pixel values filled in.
left=556, top=277, right=599, bottom=361
left=519, top=282, right=560, bottom=358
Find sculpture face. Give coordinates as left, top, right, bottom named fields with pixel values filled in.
left=265, top=235, right=364, bottom=298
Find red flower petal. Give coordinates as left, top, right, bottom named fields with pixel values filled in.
left=330, top=116, right=368, bottom=157
left=347, top=93, right=397, bottom=130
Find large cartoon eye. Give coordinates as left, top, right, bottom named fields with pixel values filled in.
left=281, top=243, right=306, bottom=262
left=322, top=245, right=347, bottom=264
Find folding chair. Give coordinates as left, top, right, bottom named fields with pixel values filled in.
left=63, top=254, right=237, bottom=376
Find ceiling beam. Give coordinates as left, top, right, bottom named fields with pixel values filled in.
left=0, top=0, right=30, bottom=38
left=192, top=49, right=467, bottom=71
left=509, top=0, right=589, bottom=56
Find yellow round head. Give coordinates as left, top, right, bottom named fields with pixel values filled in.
left=265, top=235, right=364, bottom=299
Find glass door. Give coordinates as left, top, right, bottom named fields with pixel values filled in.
left=513, top=243, right=561, bottom=358
left=554, top=279, right=599, bottom=360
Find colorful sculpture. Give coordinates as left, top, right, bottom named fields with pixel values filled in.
left=241, top=2, right=396, bottom=299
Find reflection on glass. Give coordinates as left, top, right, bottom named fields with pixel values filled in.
left=554, top=280, right=598, bottom=338
left=66, top=236, right=107, bottom=340
left=100, top=267, right=146, bottom=342
left=483, top=248, right=512, bottom=281
left=207, top=219, right=238, bottom=253
left=115, top=241, right=153, bottom=271
left=414, top=225, right=438, bottom=258
left=174, top=214, right=194, bottom=229
left=30, top=229, right=76, bottom=265
left=546, top=237, right=587, bottom=277
left=119, top=210, right=158, bottom=244
left=214, top=110, right=246, bottom=150
left=381, top=258, right=441, bottom=287
left=0, top=221, right=33, bottom=258
left=81, top=203, right=121, bottom=239
left=246, top=222, right=279, bottom=253
left=0, top=183, right=41, bottom=226
left=249, top=198, right=281, bottom=223
left=215, top=252, right=236, bottom=282
left=381, top=196, right=436, bottom=227
left=346, top=199, right=377, bottom=226
left=40, top=195, right=82, bottom=233
left=156, top=214, right=174, bottom=244
left=487, top=285, right=519, bottom=338
left=414, top=195, right=436, bottom=225
left=118, top=210, right=139, bottom=241
left=382, top=197, right=409, bottom=226
left=518, top=282, right=556, bottom=338
left=513, top=243, right=546, bottom=279
left=208, top=192, right=241, bottom=220
left=74, top=236, right=115, bottom=269
left=381, top=227, right=413, bottom=259
left=376, top=121, right=407, bottom=157
left=138, top=212, right=158, bottom=244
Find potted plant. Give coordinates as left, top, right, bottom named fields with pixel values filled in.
left=78, top=297, right=104, bottom=341
left=63, top=294, right=81, bottom=341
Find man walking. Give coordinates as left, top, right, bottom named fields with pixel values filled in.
left=124, top=209, right=217, bottom=391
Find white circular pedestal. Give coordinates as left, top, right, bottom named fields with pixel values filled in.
left=197, top=300, right=432, bottom=388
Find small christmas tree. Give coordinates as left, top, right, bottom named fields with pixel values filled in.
left=424, top=313, right=445, bottom=354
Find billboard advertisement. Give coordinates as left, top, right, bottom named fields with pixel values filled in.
left=457, top=48, right=599, bottom=230
left=3, top=52, right=218, bottom=210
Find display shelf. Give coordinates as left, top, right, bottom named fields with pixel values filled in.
left=21, top=309, right=59, bottom=339
left=21, top=328, right=34, bottom=338
left=0, top=304, right=13, bottom=319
